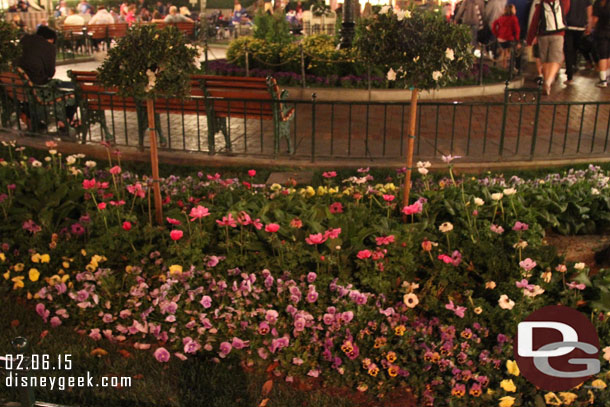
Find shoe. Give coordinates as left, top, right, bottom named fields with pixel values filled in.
left=597, top=80, right=608, bottom=88
left=564, top=79, right=574, bottom=85
left=535, top=76, right=544, bottom=86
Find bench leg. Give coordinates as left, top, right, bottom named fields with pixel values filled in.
left=217, top=117, right=229, bottom=151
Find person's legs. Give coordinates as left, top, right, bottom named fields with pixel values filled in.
left=540, top=35, right=564, bottom=94
left=596, top=37, right=610, bottom=86
left=564, top=30, right=578, bottom=82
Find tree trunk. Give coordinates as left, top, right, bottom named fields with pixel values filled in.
left=146, top=98, right=163, bottom=224
left=402, top=88, right=419, bottom=216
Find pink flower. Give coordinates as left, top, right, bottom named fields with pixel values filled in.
left=305, top=233, right=327, bottom=245
left=247, top=169, right=256, bottom=177
left=516, top=279, right=534, bottom=290
left=290, top=218, right=303, bottom=228
left=265, top=223, right=280, bottom=233
left=375, top=235, right=395, bottom=245
left=383, top=194, right=395, bottom=202
left=89, top=328, right=102, bottom=341
left=490, top=224, right=504, bottom=234
left=232, top=337, right=248, bottom=349
left=307, top=272, right=317, bottom=282
left=265, top=310, right=279, bottom=324
left=438, top=254, right=453, bottom=264
left=519, top=258, right=537, bottom=272
left=154, top=347, right=171, bottom=362
left=567, top=281, right=586, bottom=290
left=258, top=322, right=270, bottom=335
left=216, top=213, right=237, bottom=228
left=207, top=256, right=220, bottom=268
left=322, top=171, right=337, bottom=178
left=200, top=295, right=212, bottom=308
left=122, top=221, right=132, bottom=231
left=127, top=183, right=146, bottom=198
left=109, top=166, right=121, bottom=175
left=170, top=230, right=183, bottom=241
left=219, top=342, right=232, bottom=358
left=357, top=250, right=372, bottom=259
left=306, top=291, right=318, bottom=303
left=445, top=300, right=467, bottom=318
left=324, top=228, right=342, bottom=240
left=97, top=202, right=107, bottom=210
left=402, top=201, right=423, bottom=215
left=292, top=357, right=304, bottom=365
left=189, top=205, right=210, bottom=221
left=329, top=202, right=344, bottom=214
left=82, top=179, right=96, bottom=189
left=50, top=316, right=62, bottom=328
left=513, top=221, right=529, bottom=231
left=307, top=369, right=320, bottom=378
left=166, top=217, right=181, bottom=226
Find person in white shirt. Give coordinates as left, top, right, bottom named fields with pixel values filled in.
left=64, top=8, right=86, bottom=25
left=88, top=6, right=115, bottom=24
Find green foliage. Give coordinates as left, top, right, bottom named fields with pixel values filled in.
left=97, top=25, right=199, bottom=100
left=0, top=16, right=22, bottom=71
left=354, top=7, right=474, bottom=90
left=253, top=12, right=293, bottom=46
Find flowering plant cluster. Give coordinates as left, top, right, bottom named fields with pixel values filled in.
left=0, top=141, right=609, bottom=406
left=0, top=16, right=21, bottom=72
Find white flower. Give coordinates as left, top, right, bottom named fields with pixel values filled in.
left=592, top=188, right=600, bottom=195
left=432, top=71, right=443, bottom=81
left=44, top=157, right=51, bottom=162
left=523, top=285, right=545, bottom=298
left=491, top=192, right=504, bottom=201
left=380, top=5, right=390, bottom=14
left=417, top=161, right=431, bottom=169
left=418, top=167, right=429, bottom=175
left=445, top=48, right=455, bottom=61
left=85, top=161, right=97, bottom=168
left=66, top=155, right=76, bottom=165
left=396, top=9, right=406, bottom=21
left=403, top=10, right=411, bottom=18
left=413, top=56, right=420, bottom=63
left=474, top=197, right=485, bottom=206
left=498, top=294, right=515, bottom=310
left=31, top=160, right=42, bottom=167
left=503, top=188, right=517, bottom=196
left=513, top=240, right=528, bottom=249
left=145, top=69, right=157, bottom=93
left=49, top=149, right=57, bottom=155
left=574, top=262, right=586, bottom=271
left=439, top=222, right=453, bottom=233
left=387, top=68, right=396, bottom=81
left=603, top=346, right=610, bottom=361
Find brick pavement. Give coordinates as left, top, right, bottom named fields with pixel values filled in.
left=9, top=56, right=610, bottom=164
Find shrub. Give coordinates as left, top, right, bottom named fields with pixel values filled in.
left=0, top=16, right=21, bottom=71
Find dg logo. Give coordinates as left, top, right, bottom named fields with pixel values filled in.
left=514, top=305, right=600, bottom=391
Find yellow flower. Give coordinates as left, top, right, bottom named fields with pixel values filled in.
left=328, top=187, right=339, bottom=194
left=14, top=263, right=24, bottom=272
left=591, top=379, right=607, bottom=389
left=387, top=365, right=399, bottom=377
left=474, top=306, right=483, bottom=314
left=506, top=360, right=520, bottom=376
left=500, top=379, right=516, bottom=392
left=0, top=253, right=5, bottom=262
left=342, top=187, right=353, bottom=196
left=31, top=253, right=41, bottom=263
left=28, top=268, right=40, bottom=282
left=558, top=392, right=577, bottom=405
left=169, top=265, right=183, bottom=276
left=81, top=249, right=87, bottom=256
left=62, top=261, right=70, bottom=269
left=11, top=276, right=24, bottom=290
left=498, top=396, right=515, bottom=407
left=317, top=186, right=328, bottom=196
left=305, top=186, right=315, bottom=198
left=386, top=352, right=397, bottom=363
left=3, top=270, right=10, bottom=280
left=544, top=392, right=562, bottom=406
left=384, top=183, right=396, bottom=191
left=40, top=254, right=50, bottom=263
left=270, top=183, right=282, bottom=191
left=394, top=325, right=406, bottom=336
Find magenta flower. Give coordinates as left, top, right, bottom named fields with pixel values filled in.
left=82, top=178, right=96, bottom=189
left=200, top=295, right=212, bottom=308
left=294, top=317, right=306, bottom=332
left=322, top=171, right=337, bottom=178
left=329, top=202, right=344, bottom=214
left=357, top=250, right=372, bottom=259
left=71, top=223, right=85, bottom=236
left=305, top=233, right=327, bottom=245
left=324, top=228, right=342, bottom=240
left=97, top=202, right=107, bottom=210
left=50, top=316, right=62, bottom=328
left=219, top=342, right=232, bottom=358
left=166, top=217, right=182, bottom=226
left=154, top=347, right=170, bottom=362
left=445, top=300, right=467, bottom=318
left=170, top=230, right=183, bottom=241
left=247, top=169, right=256, bottom=177
left=189, top=205, right=210, bottom=221
left=109, top=166, right=121, bottom=175
left=122, top=221, right=132, bottom=231
left=438, top=254, right=453, bottom=264
left=382, top=194, right=395, bottom=202
left=516, top=279, right=534, bottom=290
left=258, top=322, right=270, bottom=335
left=216, top=213, right=237, bottom=227
left=265, top=223, right=280, bottom=233
left=375, top=235, right=395, bottom=245
left=127, top=183, right=146, bottom=198
left=513, top=221, right=529, bottom=231
left=306, top=291, right=319, bottom=303
left=402, top=201, right=423, bottom=215
left=567, top=281, right=586, bottom=290
left=232, top=337, right=248, bottom=349
left=307, top=272, right=317, bottom=283
left=265, top=310, right=279, bottom=324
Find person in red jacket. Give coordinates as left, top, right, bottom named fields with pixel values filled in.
left=492, top=4, right=521, bottom=68
left=527, top=0, right=571, bottom=95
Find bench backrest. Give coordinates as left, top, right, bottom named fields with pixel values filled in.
left=86, top=24, right=109, bottom=39
left=105, top=23, right=129, bottom=39
left=0, top=71, right=29, bottom=103
left=150, top=21, right=196, bottom=36
left=61, top=24, right=86, bottom=34
left=69, top=70, right=138, bottom=112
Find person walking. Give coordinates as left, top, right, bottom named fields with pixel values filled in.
left=593, top=0, right=610, bottom=86
left=455, top=0, right=486, bottom=46
left=527, top=0, right=571, bottom=95
left=563, top=0, right=593, bottom=84
left=492, top=4, right=521, bottom=68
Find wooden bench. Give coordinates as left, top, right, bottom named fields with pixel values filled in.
left=150, top=21, right=197, bottom=39
left=0, top=68, right=76, bottom=134
left=68, top=71, right=295, bottom=153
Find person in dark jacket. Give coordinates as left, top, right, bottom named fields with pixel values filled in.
left=563, top=0, right=593, bottom=84
left=17, top=26, right=57, bottom=86
left=593, top=0, right=610, bottom=86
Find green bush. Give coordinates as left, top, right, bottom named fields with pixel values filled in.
left=0, top=16, right=22, bottom=71
left=252, top=12, right=293, bottom=46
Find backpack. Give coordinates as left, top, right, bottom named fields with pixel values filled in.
left=539, top=0, right=566, bottom=34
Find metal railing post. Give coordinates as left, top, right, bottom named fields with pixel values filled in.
left=300, top=43, right=306, bottom=88
left=478, top=46, right=484, bottom=86
left=13, top=337, right=36, bottom=407
left=245, top=42, right=250, bottom=77
left=530, top=84, right=542, bottom=159
left=499, top=81, right=509, bottom=156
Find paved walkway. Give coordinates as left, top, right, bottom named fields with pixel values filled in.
left=6, top=54, right=610, bottom=164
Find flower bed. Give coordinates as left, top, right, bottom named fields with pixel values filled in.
left=1, top=141, right=610, bottom=406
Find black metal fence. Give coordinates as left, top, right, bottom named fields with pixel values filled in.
left=1, top=80, right=610, bottom=164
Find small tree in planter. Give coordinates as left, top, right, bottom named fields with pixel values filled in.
left=97, top=25, right=200, bottom=224
left=355, top=7, right=473, bottom=209
left=0, top=17, right=21, bottom=72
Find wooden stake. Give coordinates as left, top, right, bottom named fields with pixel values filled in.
left=402, top=88, right=419, bottom=213
left=146, top=98, right=163, bottom=224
